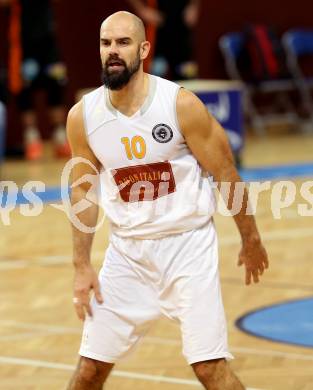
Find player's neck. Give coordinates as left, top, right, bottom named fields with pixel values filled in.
left=108, top=71, right=149, bottom=117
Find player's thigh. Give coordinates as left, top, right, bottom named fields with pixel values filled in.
left=178, top=265, right=231, bottom=364
left=160, top=223, right=233, bottom=364
left=79, top=242, right=160, bottom=362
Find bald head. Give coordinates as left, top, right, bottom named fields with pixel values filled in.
left=99, top=11, right=151, bottom=90
left=101, top=11, right=146, bottom=43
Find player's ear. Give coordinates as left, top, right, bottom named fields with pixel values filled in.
left=140, top=41, right=150, bottom=60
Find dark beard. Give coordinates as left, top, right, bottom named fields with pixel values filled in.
left=102, top=52, right=141, bottom=90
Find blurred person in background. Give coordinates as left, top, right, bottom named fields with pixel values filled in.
left=0, top=0, right=69, bottom=160
left=127, top=0, right=200, bottom=79
left=0, top=20, right=8, bottom=166
left=0, top=99, right=6, bottom=169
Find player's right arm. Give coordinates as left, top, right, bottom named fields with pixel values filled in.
left=177, top=89, right=269, bottom=286
left=66, top=101, right=103, bottom=321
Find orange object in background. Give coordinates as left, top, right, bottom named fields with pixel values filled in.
left=54, top=140, right=71, bottom=158
left=25, top=140, right=43, bottom=160
left=8, top=0, right=22, bottom=94
left=144, top=0, right=157, bottom=72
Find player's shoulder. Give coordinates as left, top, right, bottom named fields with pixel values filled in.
left=176, top=88, right=210, bottom=136
left=66, top=100, right=86, bottom=144
left=68, top=85, right=103, bottom=119
left=82, top=85, right=104, bottom=100
left=68, top=100, right=82, bottom=116
left=152, top=74, right=180, bottom=90
left=177, top=87, right=205, bottom=114
left=152, top=74, right=203, bottom=107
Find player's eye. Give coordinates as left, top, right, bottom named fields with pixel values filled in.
left=119, top=39, right=130, bottom=46
left=101, top=40, right=110, bottom=47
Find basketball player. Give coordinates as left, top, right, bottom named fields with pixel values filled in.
left=66, top=11, right=268, bottom=390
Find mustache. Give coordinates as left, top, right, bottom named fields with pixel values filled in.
left=105, top=56, right=126, bottom=67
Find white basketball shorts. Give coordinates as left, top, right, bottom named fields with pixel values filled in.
left=79, top=221, right=233, bottom=365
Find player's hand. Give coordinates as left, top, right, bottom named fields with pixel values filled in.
left=238, top=239, right=269, bottom=285
left=72, top=264, right=103, bottom=320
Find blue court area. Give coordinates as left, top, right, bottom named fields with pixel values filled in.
left=236, top=297, right=313, bottom=348
left=1, top=160, right=312, bottom=206
left=240, top=162, right=313, bottom=181
left=1, top=186, right=67, bottom=207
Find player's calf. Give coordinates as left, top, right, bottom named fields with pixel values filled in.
left=67, top=357, right=113, bottom=390
left=192, top=358, right=245, bottom=390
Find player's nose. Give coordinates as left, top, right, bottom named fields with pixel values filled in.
left=108, top=42, right=119, bottom=56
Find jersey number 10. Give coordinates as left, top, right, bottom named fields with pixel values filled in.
left=121, top=136, right=146, bottom=160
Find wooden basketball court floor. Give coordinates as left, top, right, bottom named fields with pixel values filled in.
left=1, top=133, right=313, bottom=390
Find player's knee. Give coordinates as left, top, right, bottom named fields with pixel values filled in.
left=77, top=357, right=113, bottom=383
left=192, top=358, right=227, bottom=386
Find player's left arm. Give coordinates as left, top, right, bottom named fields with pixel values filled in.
left=177, top=88, right=269, bottom=285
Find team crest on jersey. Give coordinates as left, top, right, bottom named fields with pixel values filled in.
left=152, top=124, right=173, bottom=143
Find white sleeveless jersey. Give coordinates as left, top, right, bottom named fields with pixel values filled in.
left=83, top=75, right=216, bottom=239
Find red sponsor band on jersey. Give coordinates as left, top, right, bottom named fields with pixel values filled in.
left=113, top=161, right=176, bottom=202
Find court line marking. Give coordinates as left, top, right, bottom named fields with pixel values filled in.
left=1, top=225, right=313, bottom=271
left=221, top=277, right=313, bottom=292
left=218, top=226, right=313, bottom=246
left=0, top=332, right=50, bottom=342
left=0, top=355, right=262, bottom=389
left=1, top=257, right=313, bottom=292
left=0, top=320, right=80, bottom=334
left=1, top=320, right=313, bottom=362
left=0, top=222, right=313, bottom=270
